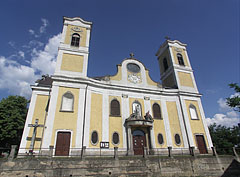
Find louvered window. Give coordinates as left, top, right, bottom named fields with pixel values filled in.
left=71, top=33, right=80, bottom=47
left=177, top=53, right=185, bottom=66
left=163, top=58, right=168, bottom=71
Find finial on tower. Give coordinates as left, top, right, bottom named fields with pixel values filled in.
left=130, top=53, right=135, bottom=58
left=165, top=36, right=170, bottom=40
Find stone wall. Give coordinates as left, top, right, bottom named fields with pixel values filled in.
left=0, top=156, right=239, bottom=177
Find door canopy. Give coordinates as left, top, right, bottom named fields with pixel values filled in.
left=124, top=111, right=154, bottom=127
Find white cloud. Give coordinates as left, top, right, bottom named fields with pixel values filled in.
left=226, top=111, right=239, bottom=118
left=40, top=18, right=49, bottom=33
left=0, top=56, right=38, bottom=98
left=206, top=93, right=240, bottom=127
left=8, top=41, right=15, bottom=48
left=29, top=29, right=35, bottom=35
left=18, top=51, right=25, bottom=58
left=217, top=98, right=230, bottom=112
left=0, top=33, right=61, bottom=98
left=31, top=33, right=61, bottom=75
left=206, top=113, right=239, bottom=127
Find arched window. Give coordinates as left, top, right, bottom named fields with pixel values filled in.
left=175, top=134, right=181, bottom=145
left=177, top=53, right=185, bottom=66
left=112, top=132, right=120, bottom=145
left=132, top=101, right=142, bottom=116
left=71, top=33, right=80, bottom=47
left=61, top=92, right=74, bottom=112
left=163, top=58, right=168, bottom=71
left=110, top=99, right=120, bottom=116
left=91, top=131, right=98, bottom=145
left=157, top=133, right=164, bottom=145
left=189, top=104, right=199, bottom=120
left=153, top=103, right=162, bottom=119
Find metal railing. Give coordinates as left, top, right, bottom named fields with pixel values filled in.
left=1, top=146, right=240, bottom=160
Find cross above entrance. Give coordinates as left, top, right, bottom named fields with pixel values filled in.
left=28, top=119, right=44, bottom=152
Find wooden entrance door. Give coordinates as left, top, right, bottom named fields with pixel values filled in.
left=55, top=132, right=71, bottom=156
left=196, top=135, right=207, bottom=154
left=133, top=130, right=146, bottom=155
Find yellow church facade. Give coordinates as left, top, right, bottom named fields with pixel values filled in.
left=19, top=17, right=213, bottom=156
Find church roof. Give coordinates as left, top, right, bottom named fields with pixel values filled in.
left=35, top=75, right=53, bottom=87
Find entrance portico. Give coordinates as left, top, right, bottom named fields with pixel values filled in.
left=124, top=111, right=154, bottom=155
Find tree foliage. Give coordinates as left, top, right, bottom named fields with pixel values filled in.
left=209, top=123, right=240, bottom=154
left=226, top=83, right=240, bottom=112
left=0, top=96, right=28, bottom=148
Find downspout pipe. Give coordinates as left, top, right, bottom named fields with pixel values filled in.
left=178, top=94, right=191, bottom=149
left=81, top=84, right=88, bottom=155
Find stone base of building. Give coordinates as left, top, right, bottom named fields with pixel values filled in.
left=2, top=155, right=239, bottom=177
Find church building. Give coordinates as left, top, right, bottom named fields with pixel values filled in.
left=19, top=17, right=213, bottom=156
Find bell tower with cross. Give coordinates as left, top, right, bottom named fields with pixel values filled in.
left=156, top=39, right=199, bottom=93
left=54, top=17, right=92, bottom=78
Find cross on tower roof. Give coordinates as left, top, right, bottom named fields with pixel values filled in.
left=129, top=53, right=134, bottom=58
left=165, top=36, right=170, bottom=40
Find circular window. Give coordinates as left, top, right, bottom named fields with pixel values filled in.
left=157, top=133, right=164, bottom=145
left=127, top=63, right=140, bottom=73
left=112, top=132, right=120, bottom=145
left=175, top=134, right=181, bottom=145
left=91, top=131, right=98, bottom=145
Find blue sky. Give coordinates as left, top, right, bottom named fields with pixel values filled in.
left=0, top=0, right=239, bottom=127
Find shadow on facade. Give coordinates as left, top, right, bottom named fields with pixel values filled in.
left=221, top=159, right=240, bottom=177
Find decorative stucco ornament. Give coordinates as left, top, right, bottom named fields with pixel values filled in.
left=128, top=74, right=141, bottom=84
left=71, top=26, right=83, bottom=32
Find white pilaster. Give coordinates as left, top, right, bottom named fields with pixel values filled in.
left=19, top=91, right=38, bottom=153
left=179, top=96, right=195, bottom=147
left=75, top=88, right=86, bottom=148
left=121, top=96, right=129, bottom=148
left=83, top=89, right=92, bottom=147
left=144, top=98, right=156, bottom=148
left=102, top=93, right=109, bottom=142
left=42, top=85, right=59, bottom=148
left=161, top=99, right=173, bottom=147
left=197, top=98, right=213, bottom=148
left=176, top=98, right=189, bottom=148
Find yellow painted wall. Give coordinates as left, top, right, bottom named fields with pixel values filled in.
left=110, top=65, right=122, bottom=81
left=171, top=47, right=189, bottom=67
left=64, top=25, right=87, bottom=47
left=146, top=70, right=158, bottom=86
left=50, top=87, right=79, bottom=147
left=129, top=98, right=145, bottom=116
left=178, top=72, right=194, bottom=88
left=26, top=95, right=49, bottom=149
left=61, top=53, right=84, bottom=73
left=89, top=93, right=102, bottom=148
left=185, top=100, right=209, bottom=148
left=166, top=101, right=184, bottom=147
left=163, top=73, right=176, bottom=88
left=109, top=96, right=123, bottom=148
left=151, top=100, right=167, bottom=148
left=158, top=49, right=171, bottom=75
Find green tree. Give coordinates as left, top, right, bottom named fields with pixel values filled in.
left=226, top=83, right=240, bottom=112
left=209, top=123, right=240, bottom=154
left=0, top=96, right=28, bottom=149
